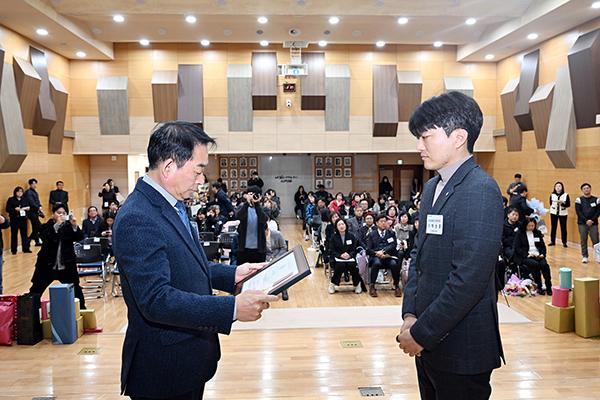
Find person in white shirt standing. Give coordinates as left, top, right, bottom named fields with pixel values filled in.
left=549, top=182, right=570, bottom=247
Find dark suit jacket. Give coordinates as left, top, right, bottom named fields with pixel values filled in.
left=513, top=228, right=546, bottom=265
left=49, top=189, right=69, bottom=211
left=402, top=156, right=504, bottom=375
left=0, top=215, right=10, bottom=248
left=6, top=196, right=30, bottom=220
left=82, top=217, right=104, bottom=238
left=113, top=177, right=237, bottom=398
left=366, top=229, right=398, bottom=257
left=330, top=232, right=358, bottom=260
left=207, top=189, right=234, bottom=217
left=32, top=219, right=84, bottom=282
left=509, top=195, right=534, bottom=225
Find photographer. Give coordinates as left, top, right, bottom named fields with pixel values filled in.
left=27, top=204, right=86, bottom=309
left=235, top=186, right=269, bottom=265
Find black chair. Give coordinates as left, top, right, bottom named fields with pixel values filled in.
left=201, top=241, right=220, bottom=261
left=198, top=231, right=215, bottom=242
left=83, top=237, right=109, bottom=255
left=75, top=243, right=106, bottom=299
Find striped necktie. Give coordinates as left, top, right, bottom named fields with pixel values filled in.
left=175, top=201, right=192, bottom=237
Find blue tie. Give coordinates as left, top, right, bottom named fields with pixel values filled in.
left=175, top=201, right=192, bottom=237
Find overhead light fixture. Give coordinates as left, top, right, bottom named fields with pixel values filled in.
left=329, top=16, right=339, bottom=24
left=139, top=39, right=149, bottom=45
left=527, top=33, right=538, bottom=40
left=434, top=41, right=443, bottom=47
left=318, top=40, right=327, bottom=47
left=257, top=17, right=268, bottom=24
left=466, top=18, right=476, bottom=25
left=593, top=2, right=600, bottom=8
left=485, top=54, right=494, bottom=60
left=36, top=29, right=48, bottom=36
left=76, top=51, right=86, bottom=57
left=186, top=16, right=197, bottom=23
left=201, top=39, right=210, bottom=46
left=113, top=15, right=125, bottom=22
left=376, top=41, right=385, bottom=47
left=397, top=17, right=408, bottom=25
left=260, top=40, right=269, bottom=46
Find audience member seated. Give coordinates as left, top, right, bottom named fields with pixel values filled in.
left=195, top=208, right=215, bottom=235
left=265, top=225, right=286, bottom=262
left=359, top=199, right=371, bottom=213
left=323, top=211, right=342, bottom=263
left=409, top=198, right=421, bottom=220
left=387, top=197, right=398, bottom=209
left=328, top=218, right=362, bottom=294
left=207, top=205, right=226, bottom=235
left=372, top=195, right=388, bottom=214
left=351, top=192, right=362, bottom=208
left=262, top=197, right=280, bottom=229
left=265, top=189, right=281, bottom=211
left=393, top=211, right=413, bottom=259
left=366, top=213, right=402, bottom=297
left=386, top=205, right=399, bottom=229
left=316, top=198, right=330, bottom=224
left=315, top=184, right=330, bottom=201
left=502, top=207, right=521, bottom=264
left=329, top=192, right=345, bottom=213
left=82, top=206, right=104, bottom=238
left=304, top=192, right=319, bottom=240
left=347, top=205, right=364, bottom=238
left=339, top=199, right=354, bottom=219
left=509, top=186, right=535, bottom=225
left=98, top=182, right=118, bottom=211
left=101, top=211, right=116, bottom=253
left=513, top=217, right=553, bottom=295
left=230, top=192, right=240, bottom=209
left=102, top=200, right=119, bottom=220
left=358, top=211, right=377, bottom=249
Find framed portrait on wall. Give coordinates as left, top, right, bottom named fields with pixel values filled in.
left=230, top=169, right=238, bottom=179
left=316, top=179, right=323, bottom=188
left=220, top=158, right=228, bottom=168
left=325, top=157, right=333, bottom=167
left=334, top=168, right=342, bottom=178
left=335, top=157, right=342, bottom=166
left=250, top=169, right=257, bottom=177
left=230, top=158, right=237, bottom=167
left=325, top=168, right=332, bottom=178
left=344, top=156, right=352, bottom=166
left=239, top=157, right=247, bottom=167
left=316, top=168, right=323, bottom=178
left=240, top=180, right=248, bottom=189
left=315, top=157, right=323, bottom=167
left=230, top=180, right=238, bottom=190
left=344, top=168, right=352, bottom=178
left=249, top=157, right=258, bottom=167
left=240, top=169, right=248, bottom=179
left=220, top=169, right=228, bottom=179
left=325, top=179, right=333, bottom=189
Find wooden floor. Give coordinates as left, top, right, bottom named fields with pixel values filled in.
left=1, top=217, right=600, bottom=399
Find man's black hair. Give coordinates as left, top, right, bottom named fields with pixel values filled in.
left=375, top=213, right=388, bottom=223
left=147, top=121, right=216, bottom=170
left=211, top=182, right=221, bottom=190
left=28, top=178, right=37, bottom=185
left=506, top=206, right=519, bottom=215
left=581, top=183, right=591, bottom=190
left=516, top=185, right=527, bottom=195
left=514, top=173, right=521, bottom=179
left=408, top=91, right=483, bottom=153
left=56, top=181, right=63, bottom=185
left=52, top=203, right=67, bottom=213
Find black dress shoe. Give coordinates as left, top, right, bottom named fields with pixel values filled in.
left=23, top=250, right=32, bottom=253
left=35, top=242, right=43, bottom=247
left=538, top=288, right=545, bottom=295
left=548, top=242, right=555, bottom=246
left=563, top=243, right=568, bottom=248
left=546, top=287, right=553, bottom=295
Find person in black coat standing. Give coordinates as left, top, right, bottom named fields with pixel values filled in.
left=6, top=186, right=31, bottom=254
left=28, top=203, right=86, bottom=308
left=509, top=186, right=535, bottom=225
left=328, top=218, right=362, bottom=294
left=99, top=182, right=118, bottom=211
left=0, top=214, right=10, bottom=293
left=235, top=186, right=269, bottom=265
left=24, top=178, right=44, bottom=246
left=49, top=181, right=69, bottom=212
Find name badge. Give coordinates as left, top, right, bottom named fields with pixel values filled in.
left=592, top=202, right=597, bottom=207
left=346, top=240, right=352, bottom=245
left=426, top=214, right=444, bottom=235
left=534, top=237, right=540, bottom=242
left=20, top=210, right=26, bottom=217
left=514, top=227, right=518, bottom=232
left=104, top=202, right=108, bottom=208
left=387, top=237, right=394, bottom=243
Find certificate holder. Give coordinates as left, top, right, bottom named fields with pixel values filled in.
left=235, top=245, right=312, bottom=296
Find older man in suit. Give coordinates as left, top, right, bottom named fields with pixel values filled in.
left=113, top=121, right=278, bottom=400
left=366, top=213, right=401, bottom=297
left=399, top=92, right=504, bottom=400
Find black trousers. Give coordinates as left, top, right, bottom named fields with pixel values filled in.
left=10, top=218, right=29, bottom=253
left=416, top=356, right=493, bottom=400
left=369, top=257, right=399, bottom=286
left=550, top=214, right=568, bottom=245
left=331, top=260, right=360, bottom=286
left=522, top=257, right=552, bottom=289
left=28, top=212, right=42, bottom=243
left=131, top=384, right=205, bottom=400
left=237, top=248, right=266, bottom=265
left=29, top=269, right=86, bottom=309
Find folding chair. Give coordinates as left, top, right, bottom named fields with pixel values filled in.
left=198, top=231, right=215, bottom=242
left=201, top=241, right=220, bottom=262
left=75, top=243, right=106, bottom=299
left=83, top=237, right=109, bottom=256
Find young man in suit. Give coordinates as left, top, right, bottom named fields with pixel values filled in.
left=399, top=91, right=504, bottom=400
left=113, top=121, right=278, bottom=400
left=49, top=180, right=69, bottom=212
left=366, top=213, right=401, bottom=297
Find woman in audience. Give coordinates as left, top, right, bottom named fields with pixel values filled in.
left=304, top=192, right=319, bottom=240
left=101, top=211, right=116, bottom=253
left=207, top=205, right=226, bottom=234
left=294, top=186, right=307, bottom=220
left=386, top=205, right=399, bottom=229
left=339, top=199, right=354, bottom=219
left=265, top=189, right=281, bottom=211
left=351, top=192, right=362, bottom=208
left=329, top=192, right=345, bottom=213
left=262, top=197, right=280, bottom=229
left=6, top=186, right=31, bottom=254
left=98, top=182, right=118, bottom=211
left=328, top=218, right=362, bottom=294
left=230, top=192, right=240, bottom=209
left=549, top=181, right=570, bottom=247
left=514, top=217, right=553, bottom=295
left=394, top=211, right=413, bottom=256
left=322, top=211, right=342, bottom=263
left=372, top=195, right=388, bottom=214
left=379, top=176, right=393, bottom=196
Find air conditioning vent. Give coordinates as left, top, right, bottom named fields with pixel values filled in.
left=289, top=28, right=301, bottom=36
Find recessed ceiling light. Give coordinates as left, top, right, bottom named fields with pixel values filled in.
left=76, top=51, right=86, bottom=57
left=223, top=29, right=232, bottom=35
left=434, top=41, right=443, bottom=47
left=158, top=29, right=167, bottom=35
left=260, top=40, right=269, bottom=46
left=318, top=40, right=327, bottom=47
left=186, top=16, right=197, bottom=23
left=329, top=17, right=339, bottom=24
left=92, top=28, right=102, bottom=34
left=201, top=39, right=210, bottom=46
left=352, top=30, right=361, bottom=36
left=398, top=17, right=408, bottom=25
left=593, top=1, right=600, bottom=8
left=140, top=39, right=149, bottom=45
left=257, top=17, right=268, bottom=24
left=256, top=30, right=264, bottom=35
left=36, top=29, right=48, bottom=36
left=376, top=41, right=385, bottom=47
left=485, top=54, right=494, bottom=60
left=324, top=30, right=331, bottom=35
left=466, top=18, right=476, bottom=25
left=527, top=33, right=538, bottom=40
left=415, top=30, right=424, bottom=37
left=113, top=15, right=125, bottom=22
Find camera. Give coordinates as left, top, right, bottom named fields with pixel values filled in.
left=64, top=214, right=73, bottom=221
left=252, top=192, right=261, bottom=201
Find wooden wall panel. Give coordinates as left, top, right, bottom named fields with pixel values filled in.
left=397, top=71, right=422, bottom=122
left=443, top=77, right=474, bottom=97
left=325, top=65, right=350, bottom=131
left=251, top=52, right=277, bottom=110
left=513, top=49, right=539, bottom=132
left=567, top=28, right=600, bottom=129
left=178, top=64, right=204, bottom=128
left=501, top=77, right=522, bottom=151
left=0, top=63, right=27, bottom=172
left=48, top=76, right=68, bottom=154
left=529, top=82, right=554, bottom=149
left=30, top=46, right=57, bottom=136
left=372, top=65, right=398, bottom=137
left=227, top=64, right=253, bottom=131
left=0, top=45, right=4, bottom=92
left=12, top=56, right=41, bottom=130
left=96, top=76, right=130, bottom=135
left=152, top=70, right=178, bottom=123
left=546, top=65, right=577, bottom=169
left=301, top=52, right=326, bottom=110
